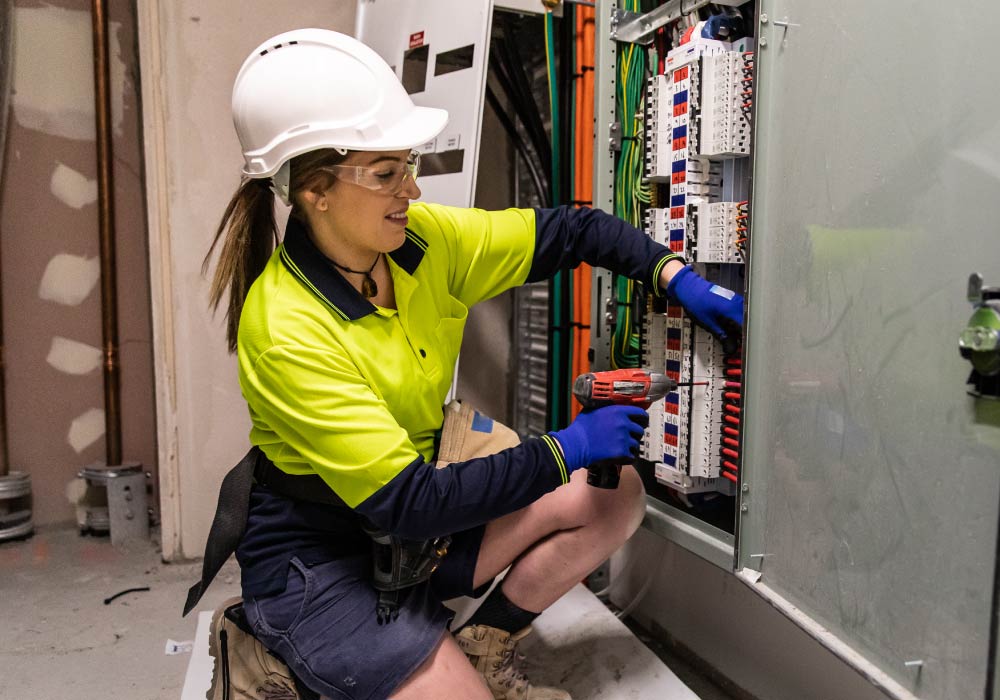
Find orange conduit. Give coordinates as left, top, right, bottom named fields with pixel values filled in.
left=571, top=5, right=595, bottom=419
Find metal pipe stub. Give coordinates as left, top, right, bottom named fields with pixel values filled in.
left=0, top=471, right=33, bottom=541
left=79, top=462, right=148, bottom=547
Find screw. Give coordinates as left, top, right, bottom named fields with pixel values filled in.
left=126, top=511, right=134, bottom=520
left=740, top=504, right=749, bottom=513
left=741, top=484, right=749, bottom=493
left=759, top=37, right=768, bottom=47
left=760, top=13, right=768, bottom=23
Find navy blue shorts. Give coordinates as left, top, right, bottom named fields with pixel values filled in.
left=244, top=525, right=489, bottom=700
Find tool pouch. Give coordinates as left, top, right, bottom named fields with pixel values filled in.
left=364, top=526, right=452, bottom=624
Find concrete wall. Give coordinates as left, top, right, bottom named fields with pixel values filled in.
left=137, top=1, right=357, bottom=560
left=1, top=0, right=156, bottom=526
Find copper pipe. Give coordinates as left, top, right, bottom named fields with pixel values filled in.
left=0, top=3, right=13, bottom=477
left=0, top=289, right=7, bottom=477
left=91, top=0, right=122, bottom=466
left=0, top=232, right=7, bottom=477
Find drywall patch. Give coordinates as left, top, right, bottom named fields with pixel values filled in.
left=47, top=336, right=102, bottom=375
left=39, top=254, right=100, bottom=306
left=11, top=6, right=126, bottom=140
left=51, top=162, right=98, bottom=209
left=69, top=408, right=105, bottom=454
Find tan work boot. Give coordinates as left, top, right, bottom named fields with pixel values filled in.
left=207, top=597, right=298, bottom=700
left=454, top=624, right=571, bottom=700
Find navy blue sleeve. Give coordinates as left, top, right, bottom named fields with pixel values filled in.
left=354, top=437, right=566, bottom=540
left=530, top=206, right=684, bottom=296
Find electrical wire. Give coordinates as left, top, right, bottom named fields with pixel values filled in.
left=544, top=9, right=565, bottom=430
left=488, top=18, right=554, bottom=206
left=608, top=0, right=650, bottom=370
left=495, top=17, right=553, bottom=179
left=484, top=84, right=549, bottom=206
left=615, top=566, right=656, bottom=620
left=570, top=4, right=595, bottom=417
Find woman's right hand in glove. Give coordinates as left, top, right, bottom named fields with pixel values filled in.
left=550, top=405, right=649, bottom=472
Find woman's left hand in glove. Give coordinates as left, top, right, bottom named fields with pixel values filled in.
left=661, top=262, right=744, bottom=343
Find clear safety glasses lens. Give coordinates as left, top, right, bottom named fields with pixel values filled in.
left=323, top=151, right=420, bottom=193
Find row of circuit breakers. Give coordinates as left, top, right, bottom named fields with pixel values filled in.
left=640, top=35, right=754, bottom=495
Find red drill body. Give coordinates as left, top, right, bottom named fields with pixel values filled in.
left=571, top=369, right=679, bottom=488
left=572, top=368, right=678, bottom=410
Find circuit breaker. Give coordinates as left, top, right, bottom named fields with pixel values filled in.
left=639, top=34, right=753, bottom=496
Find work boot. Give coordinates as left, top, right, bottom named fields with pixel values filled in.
left=207, top=597, right=298, bottom=700
left=454, top=624, right=571, bottom=700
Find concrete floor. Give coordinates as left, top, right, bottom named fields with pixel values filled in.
left=1, top=526, right=737, bottom=700
left=1, top=526, right=242, bottom=700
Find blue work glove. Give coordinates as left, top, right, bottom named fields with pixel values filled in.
left=550, top=405, right=649, bottom=473
left=666, top=265, right=744, bottom=341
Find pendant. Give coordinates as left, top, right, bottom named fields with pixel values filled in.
left=361, top=275, right=378, bottom=299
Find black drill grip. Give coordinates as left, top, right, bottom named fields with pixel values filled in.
left=586, top=459, right=623, bottom=489
left=583, top=408, right=647, bottom=489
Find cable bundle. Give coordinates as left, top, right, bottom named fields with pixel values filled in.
left=611, top=0, right=649, bottom=370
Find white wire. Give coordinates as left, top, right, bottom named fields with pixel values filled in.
left=614, top=565, right=657, bottom=620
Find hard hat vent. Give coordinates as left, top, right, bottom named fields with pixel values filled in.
left=259, top=40, right=298, bottom=57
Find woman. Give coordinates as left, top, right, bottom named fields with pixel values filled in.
left=202, top=28, right=743, bottom=700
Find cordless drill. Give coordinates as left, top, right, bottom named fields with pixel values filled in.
left=571, top=368, right=681, bottom=489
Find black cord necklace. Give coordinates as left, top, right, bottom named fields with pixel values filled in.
left=329, top=253, right=381, bottom=298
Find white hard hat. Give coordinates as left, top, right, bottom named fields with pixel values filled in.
left=232, top=28, right=448, bottom=188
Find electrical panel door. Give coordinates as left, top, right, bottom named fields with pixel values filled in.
left=740, top=1, right=1000, bottom=698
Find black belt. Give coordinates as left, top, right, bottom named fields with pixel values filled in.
left=183, top=447, right=348, bottom=616
left=252, top=452, right=349, bottom=508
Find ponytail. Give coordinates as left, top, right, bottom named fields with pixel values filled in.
left=204, top=177, right=277, bottom=353
left=204, top=148, right=349, bottom=352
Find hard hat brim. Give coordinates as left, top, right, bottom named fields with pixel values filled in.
left=363, top=104, right=450, bottom=153
left=241, top=105, right=449, bottom=179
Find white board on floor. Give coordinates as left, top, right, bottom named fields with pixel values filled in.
left=182, top=585, right=700, bottom=699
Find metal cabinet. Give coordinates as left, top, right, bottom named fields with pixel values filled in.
left=593, top=1, right=1000, bottom=698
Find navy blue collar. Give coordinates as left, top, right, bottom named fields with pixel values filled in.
left=279, top=216, right=428, bottom=321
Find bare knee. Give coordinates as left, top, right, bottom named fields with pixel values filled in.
left=390, top=633, right=491, bottom=700
left=614, top=465, right=647, bottom=536
left=558, top=466, right=646, bottom=534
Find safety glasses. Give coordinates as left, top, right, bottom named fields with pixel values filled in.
left=319, top=150, right=420, bottom=194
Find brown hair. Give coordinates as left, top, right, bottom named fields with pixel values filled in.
left=204, top=148, right=349, bottom=352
